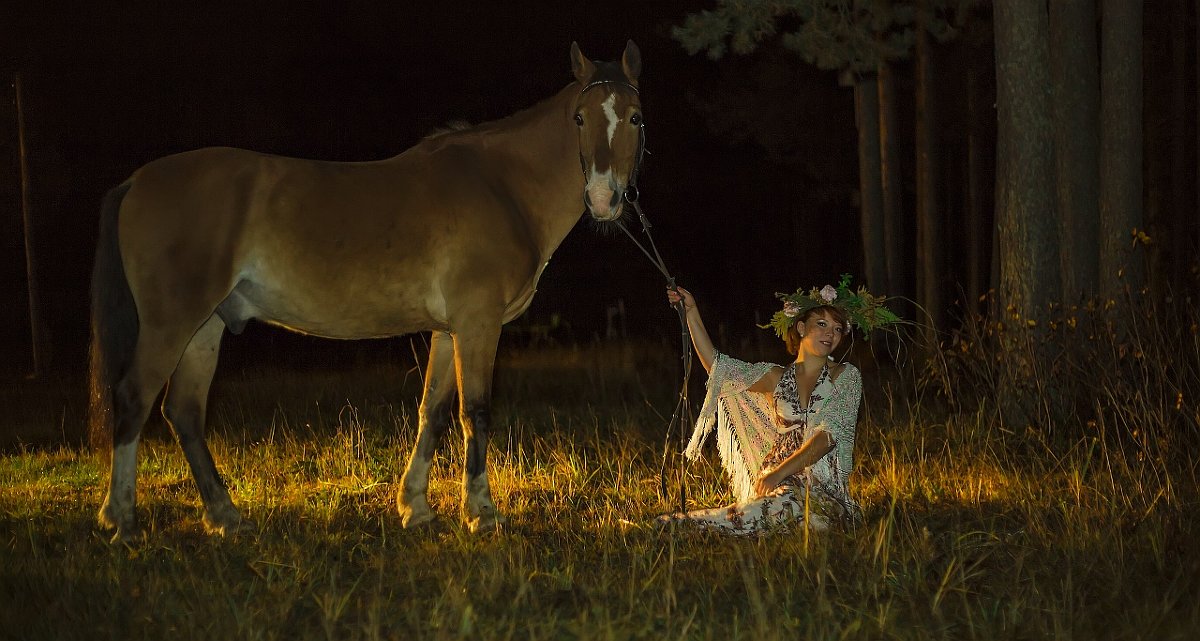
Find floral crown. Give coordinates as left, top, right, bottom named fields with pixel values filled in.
left=760, top=274, right=899, bottom=340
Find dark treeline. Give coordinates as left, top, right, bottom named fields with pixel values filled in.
left=677, top=0, right=1198, bottom=335
left=1, top=1, right=1197, bottom=380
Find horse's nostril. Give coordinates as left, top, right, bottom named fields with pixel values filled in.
left=583, top=191, right=593, bottom=208
left=608, top=190, right=621, bottom=208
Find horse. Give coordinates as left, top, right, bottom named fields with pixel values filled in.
left=89, top=41, right=646, bottom=542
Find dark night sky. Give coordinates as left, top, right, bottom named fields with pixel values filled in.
left=0, top=1, right=864, bottom=372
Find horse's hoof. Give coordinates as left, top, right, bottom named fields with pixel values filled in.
left=400, top=504, right=436, bottom=529
left=205, top=515, right=257, bottom=537
left=466, top=511, right=506, bottom=534
left=203, top=504, right=253, bottom=537
left=98, top=504, right=138, bottom=541
left=399, top=493, right=437, bottom=528
left=108, top=527, right=144, bottom=545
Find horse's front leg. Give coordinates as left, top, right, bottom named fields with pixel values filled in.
left=453, top=323, right=505, bottom=533
left=398, top=330, right=456, bottom=528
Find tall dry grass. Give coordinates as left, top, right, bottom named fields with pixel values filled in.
left=1, top=309, right=1198, bottom=640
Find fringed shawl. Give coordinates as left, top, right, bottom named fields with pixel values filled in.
left=685, top=352, right=863, bottom=506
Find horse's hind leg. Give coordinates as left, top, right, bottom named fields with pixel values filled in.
left=453, top=324, right=504, bottom=533
left=398, top=330, right=456, bottom=527
left=161, top=314, right=250, bottom=536
left=98, top=331, right=192, bottom=542
left=98, top=371, right=164, bottom=542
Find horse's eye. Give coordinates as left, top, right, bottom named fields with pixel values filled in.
left=574, top=114, right=583, bottom=126
left=630, top=113, right=642, bottom=126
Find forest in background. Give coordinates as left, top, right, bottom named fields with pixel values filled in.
left=676, top=0, right=1196, bottom=329
left=1, top=0, right=1197, bottom=390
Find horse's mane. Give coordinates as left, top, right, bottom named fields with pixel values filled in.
left=423, top=120, right=473, bottom=141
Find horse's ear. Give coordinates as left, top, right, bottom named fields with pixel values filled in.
left=570, top=42, right=594, bottom=85
left=621, top=40, right=641, bottom=84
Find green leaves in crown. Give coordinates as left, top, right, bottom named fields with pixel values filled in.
left=759, top=274, right=900, bottom=340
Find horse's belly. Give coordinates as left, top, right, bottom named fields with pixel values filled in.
left=223, top=278, right=446, bottom=339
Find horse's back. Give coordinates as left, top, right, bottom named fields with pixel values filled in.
left=122, top=144, right=524, bottom=243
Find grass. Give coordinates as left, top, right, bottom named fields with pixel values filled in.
left=1, top=333, right=1198, bottom=640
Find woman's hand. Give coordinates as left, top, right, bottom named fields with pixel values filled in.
left=754, top=469, right=783, bottom=497
left=755, top=431, right=833, bottom=496
left=666, top=285, right=714, bottom=373
left=667, top=286, right=697, bottom=312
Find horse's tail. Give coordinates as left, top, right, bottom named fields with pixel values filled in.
left=88, top=182, right=137, bottom=450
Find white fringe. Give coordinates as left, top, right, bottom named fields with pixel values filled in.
left=715, top=406, right=758, bottom=504
left=683, top=417, right=712, bottom=462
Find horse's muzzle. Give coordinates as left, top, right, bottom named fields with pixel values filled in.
left=584, top=183, right=625, bottom=221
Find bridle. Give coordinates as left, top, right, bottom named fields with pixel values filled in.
left=577, top=78, right=694, bottom=516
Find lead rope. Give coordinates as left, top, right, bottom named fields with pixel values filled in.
left=613, top=195, right=693, bottom=517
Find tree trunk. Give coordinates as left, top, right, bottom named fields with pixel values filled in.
left=1143, top=3, right=1171, bottom=300
left=967, top=62, right=994, bottom=314
left=878, top=61, right=908, bottom=309
left=963, top=17, right=997, bottom=317
left=1049, top=0, right=1100, bottom=303
left=1170, top=0, right=1191, bottom=291
left=915, top=5, right=942, bottom=339
left=16, top=73, right=44, bottom=378
left=994, top=0, right=1059, bottom=319
left=1099, top=0, right=1145, bottom=299
left=853, top=72, right=888, bottom=295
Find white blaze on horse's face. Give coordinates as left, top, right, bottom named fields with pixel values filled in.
left=570, top=40, right=643, bottom=222
left=602, top=93, right=619, bottom=145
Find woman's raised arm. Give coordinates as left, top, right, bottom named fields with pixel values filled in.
left=667, top=286, right=716, bottom=373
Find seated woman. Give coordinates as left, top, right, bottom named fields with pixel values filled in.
left=659, top=277, right=897, bottom=535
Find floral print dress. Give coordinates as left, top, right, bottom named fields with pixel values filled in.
left=661, top=352, right=863, bottom=535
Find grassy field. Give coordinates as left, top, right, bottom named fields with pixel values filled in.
left=1, top=334, right=1198, bottom=640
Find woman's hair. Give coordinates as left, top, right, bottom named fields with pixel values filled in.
left=783, top=305, right=850, bottom=355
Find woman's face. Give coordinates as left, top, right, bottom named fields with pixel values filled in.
left=800, top=310, right=846, bottom=357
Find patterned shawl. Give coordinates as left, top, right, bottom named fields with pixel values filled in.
left=685, top=352, right=862, bottom=505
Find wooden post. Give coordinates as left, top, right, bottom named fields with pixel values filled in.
left=16, top=73, right=43, bottom=378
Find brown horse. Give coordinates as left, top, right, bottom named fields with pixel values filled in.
left=89, top=41, right=645, bottom=541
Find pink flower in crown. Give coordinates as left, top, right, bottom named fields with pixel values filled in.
left=819, top=285, right=838, bottom=303
left=783, top=300, right=801, bottom=318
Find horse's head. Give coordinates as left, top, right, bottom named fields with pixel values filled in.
left=570, top=41, right=644, bottom=222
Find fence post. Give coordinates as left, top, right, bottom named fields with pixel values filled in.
left=16, top=73, right=44, bottom=378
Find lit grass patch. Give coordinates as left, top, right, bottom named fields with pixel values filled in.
left=2, top=338, right=1199, bottom=640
